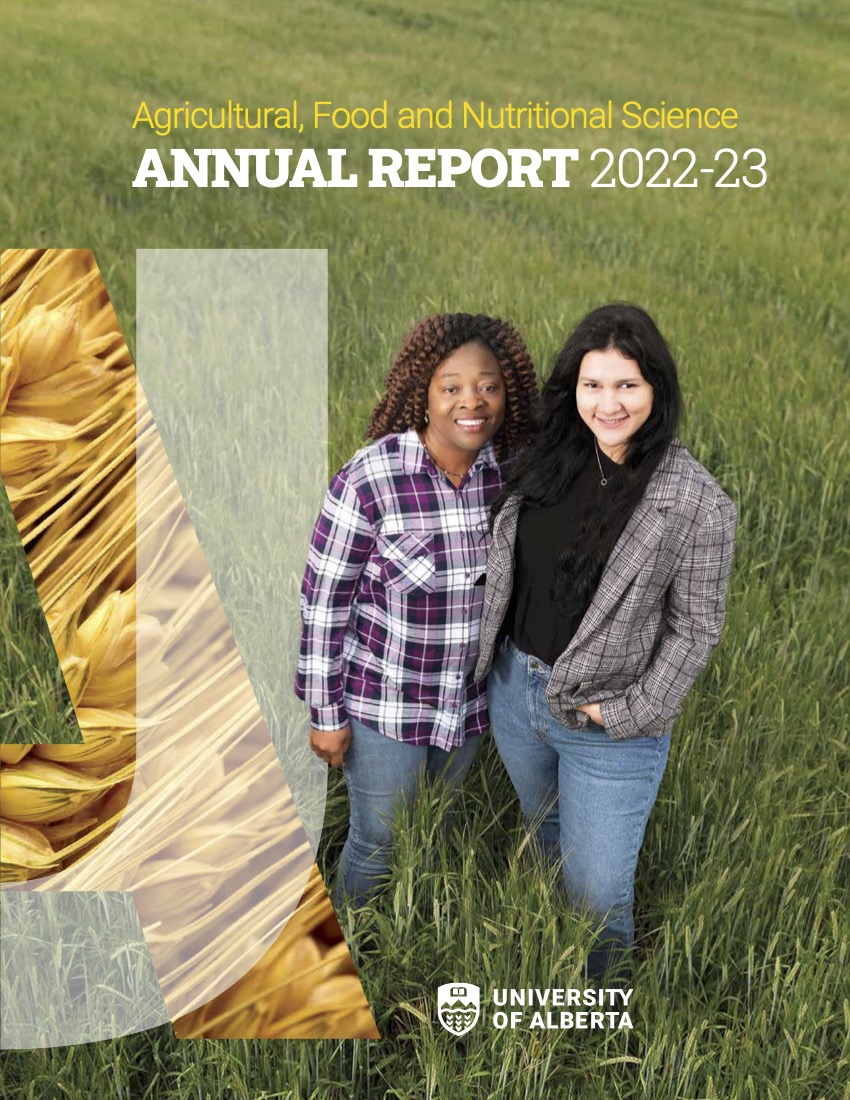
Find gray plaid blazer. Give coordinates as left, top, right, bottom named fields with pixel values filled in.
left=474, top=439, right=738, bottom=739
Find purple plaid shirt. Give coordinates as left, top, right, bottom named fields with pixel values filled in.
left=295, top=430, right=502, bottom=749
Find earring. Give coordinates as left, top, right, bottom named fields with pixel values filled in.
left=423, top=411, right=429, bottom=425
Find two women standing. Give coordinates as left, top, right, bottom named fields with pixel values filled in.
left=298, top=303, right=736, bottom=976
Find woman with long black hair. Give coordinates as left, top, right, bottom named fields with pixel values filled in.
left=475, top=303, right=737, bottom=977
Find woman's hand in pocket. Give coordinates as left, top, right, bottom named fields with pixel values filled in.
left=309, top=724, right=351, bottom=768
left=576, top=702, right=604, bottom=726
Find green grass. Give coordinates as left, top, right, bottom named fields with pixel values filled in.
left=2, top=749, right=848, bottom=1097
left=0, top=485, right=82, bottom=743
left=2, top=0, right=849, bottom=1094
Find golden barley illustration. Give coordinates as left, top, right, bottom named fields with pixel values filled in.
left=0, top=249, right=377, bottom=1039
left=1, top=248, right=138, bottom=880
left=174, top=866, right=377, bottom=1039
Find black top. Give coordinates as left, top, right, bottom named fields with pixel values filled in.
left=506, top=447, right=627, bottom=666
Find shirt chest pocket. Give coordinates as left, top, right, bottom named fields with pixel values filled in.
left=376, top=530, right=438, bottom=594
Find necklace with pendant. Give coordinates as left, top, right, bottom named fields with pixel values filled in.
left=594, top=439, right=609, bottom=486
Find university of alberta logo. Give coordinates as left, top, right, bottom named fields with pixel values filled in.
left=437, top=983, right=481, bottom=1036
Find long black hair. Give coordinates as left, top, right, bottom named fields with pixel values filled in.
left=498, top=303, right=683, bottom=614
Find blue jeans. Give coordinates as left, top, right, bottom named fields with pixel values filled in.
left=336, top=716, right=479, bottom=906
left=488, top=638, right=670, bottom=978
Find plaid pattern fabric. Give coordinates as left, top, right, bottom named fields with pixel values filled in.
left=296, top=430, right=501, bottom=750
left=474, top=439, right=738, bottom=739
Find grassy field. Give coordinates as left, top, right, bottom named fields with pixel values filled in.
left=0, top=488, right=81, bottom=743
left=1, top=0, right=849, bottom=1096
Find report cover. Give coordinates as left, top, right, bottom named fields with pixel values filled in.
left=1, top=2, right=847, bottom=1097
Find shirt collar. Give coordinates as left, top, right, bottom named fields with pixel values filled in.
left=398, top=428, right=500, bottom=477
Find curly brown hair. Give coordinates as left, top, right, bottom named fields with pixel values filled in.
left=366, top=313, right=537, bottom=457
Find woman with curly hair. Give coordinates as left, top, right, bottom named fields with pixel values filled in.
left=475, top=303, right=737, bottom=978
left=296, top=312, right=537, bottom=904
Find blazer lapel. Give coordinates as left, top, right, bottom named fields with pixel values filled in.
left=492, top=493, right=521, bottom=569
left=563, top=501, right=668, bottom=653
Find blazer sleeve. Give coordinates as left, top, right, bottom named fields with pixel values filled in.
left=294, top=466, right=376, bottom=731
left=600, top=492, right=738, bottom=739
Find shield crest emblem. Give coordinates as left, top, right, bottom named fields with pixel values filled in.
left=437, top=983, right=480, bottom=1035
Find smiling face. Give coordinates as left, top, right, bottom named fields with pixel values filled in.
left=423, top=341, right=506, bottom=470
left=576, top=347, right=654, bottom=462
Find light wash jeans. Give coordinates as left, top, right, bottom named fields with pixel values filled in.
left=336, top=716, right=479, bottom=906
left=488, top=638, right=670, bottom=978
